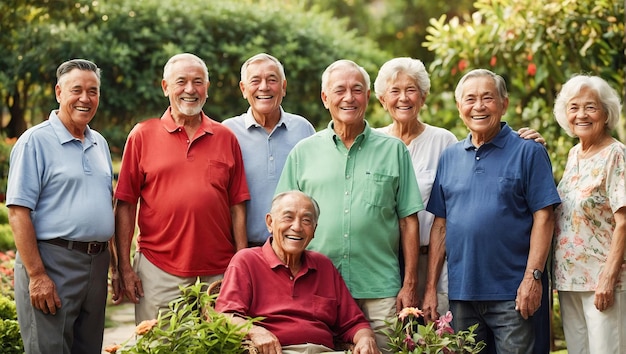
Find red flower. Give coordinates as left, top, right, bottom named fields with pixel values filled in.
left=527, top=63, right=537, bottom=76
left=458, top=59, right=468, bottom=72
left=490, top=56, right=497, bottom=67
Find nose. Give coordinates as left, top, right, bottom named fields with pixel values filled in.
left=575, top=107, right=587, bottom=118
left=290, top=218, right=303, bottom=232
left=259, top=79, right=269, bottom=90
left=473, top=98, right=485, bottom=110
left=184, top=81, right=195, bottom=93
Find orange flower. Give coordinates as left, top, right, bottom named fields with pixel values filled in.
left=398, top=307, right=424, bottom=321
left=135, top=319, right=158, bottom=335
left=103, top=344, right=122, bottom=353
left=527, top=63, right=536, bottom=76
left=490, top=56, right=497, bottom=67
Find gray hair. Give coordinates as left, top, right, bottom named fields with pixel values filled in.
left=240, top=53, right=286, bottom=83
left=454, top=69, right=508, bottom=103
left=553, top=75, right=621, bottom=137
left=56, top=59, right=101, bottom=86
left=321, top=59, right=370, bottom=94
left=374, top=57, right=430, bottom=100
left=270, top=191, right=320, bottom=222
left=163, top=53, right=209, bottom=82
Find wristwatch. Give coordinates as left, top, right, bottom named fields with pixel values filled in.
left=532, top=269, right=542, bottom=280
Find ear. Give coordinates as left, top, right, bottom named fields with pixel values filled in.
left=282, top=79, right=287, bottom=97
left=239, top=81, right=247, bottom=99
left=265, top=213, right=273, bottom=233
left=161, top=79, right=168, bottom=97
left=378, top=95, right=388, bottom=111
left=321, top=91, right=329, bottom=109
left=55, top=84, right=62, bottom=103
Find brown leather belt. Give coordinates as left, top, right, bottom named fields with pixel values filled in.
left=40, top=238, right=108, bottom=255
left=419, top=245, right=429, bottom=255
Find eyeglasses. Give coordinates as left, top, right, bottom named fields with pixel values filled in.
left=567, top=104, right=600, bottom=114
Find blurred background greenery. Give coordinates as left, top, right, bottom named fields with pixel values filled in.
left=0, top=0, right=623, bottom=182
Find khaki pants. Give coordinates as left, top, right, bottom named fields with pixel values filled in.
left=133, top=251, right=223, bottom=324
left=282, top=344, right=344, bottom=354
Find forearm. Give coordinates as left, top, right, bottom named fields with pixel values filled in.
left=425, top=217, right=446, bottom=292
left=400, top=214, right=419, bottom=287
left=231, top=202, right=247, bottom=251
left=525, top=207, right=555, bottom=274
left=114, top=199, right=137, bottom=271
left=603, top=208, right=626, bottom=285
left=8, top=206, right=46, bottom=277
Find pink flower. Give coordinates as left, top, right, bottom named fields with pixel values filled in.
left=435, top=311, right=454, bottom=336
left=398, top=307, right=424, bottom=321
left=404, top=335, right=416, bottom=350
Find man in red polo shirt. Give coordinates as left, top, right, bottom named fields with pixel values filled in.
left=112, top=53, right=249, bottom=324
left=216, top=191, right=379, bottom=354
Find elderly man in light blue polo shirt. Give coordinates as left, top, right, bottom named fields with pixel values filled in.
left=7, top=59, right=114, bottom=354
left=223, top=53, right=315, bottom=247
left=276, top=59, right=423, bottom=351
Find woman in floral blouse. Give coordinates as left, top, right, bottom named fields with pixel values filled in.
left=552, top=75, right=626, bottom=354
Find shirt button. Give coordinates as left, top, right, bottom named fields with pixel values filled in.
left=269, top=156, right=274, bottom=161
left=476, top=156, right=480, bottom=160
left=344, top=209, right=349, bottom=213
left=344, top=234, right=348, bottom=238
left=346, top=175, right=350, bottom=179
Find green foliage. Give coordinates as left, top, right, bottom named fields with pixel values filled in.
left=383, top=307, right=485, bottom=353
left=423, top=0, right=624, bottom=181
left=1, top=0, right=389, bottom=144
left=0, top=250, right=22, bottom=354
left=0, top=224, right=15, bottom=252
left=110, top=280, right=259, bottom=354
left=0, top=318, right=24, bottom=354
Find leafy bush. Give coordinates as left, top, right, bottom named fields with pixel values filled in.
left=0, top=250, right=23, bottom=354
left=105, top=280, right=259, bottom=354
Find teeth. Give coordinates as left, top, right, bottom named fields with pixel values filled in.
left=76, top=107, right=90, bottom=112
left=286, top=236, right=303, bottom=241
left=396, top=107, right=412, bottom=110
left=181, top=97, right=197, bottom=102
left=256, top=95, right=272, bottom=99
left=472, top=115, right=488, bottom=119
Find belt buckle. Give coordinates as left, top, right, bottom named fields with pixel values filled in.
left=87, top=242, right=102, bottom=255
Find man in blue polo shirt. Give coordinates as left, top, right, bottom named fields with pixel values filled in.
left=7, top=59, right=114, bottom=353
left=422, top=69, right=560, bottom=354
left=222, top=53, right=315, bottom=247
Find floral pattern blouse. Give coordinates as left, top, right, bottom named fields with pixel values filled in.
left=553, top=140, right=626, bottom=291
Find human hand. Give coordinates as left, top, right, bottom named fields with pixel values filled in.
left=515, top=277, right=541, bottom=319
left=421, top=288, right=440, bottom=324
left=395, top=284, right=419, bottom=313
left=517, top=127, right=546, bottom=146
left=352, top=332, right=381, bottom=354
left=29, top=273, right=61, bottom=315
left=120, top=268, right=144, bottom=304
left=594, top=270, right=617, bottom=311
left=110, top=269, right=124, bottom=305
left=247, top=325, right=282, bottom=354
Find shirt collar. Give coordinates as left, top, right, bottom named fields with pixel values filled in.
left=463, top=121, right=511, bottom=150
left=243, top=107, right=287, bottom=131
left=325, top=119, right=370, bottom=147
left=160, top=107, right=214, bottom=135
left=49, top=110, right=96, bottom=146
left=262, top=237, right=315, bottom=273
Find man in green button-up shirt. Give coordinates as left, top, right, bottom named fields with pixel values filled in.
left=276, top=59, right=423, bottom=351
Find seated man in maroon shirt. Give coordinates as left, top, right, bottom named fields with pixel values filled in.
left=215, top=191, right=380, bottom=354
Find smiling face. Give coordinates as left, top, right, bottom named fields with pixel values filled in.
left=566, top=86, right=608, bottom=143
left=456, top=76, right=508, bottom=143
left=161, top=57, right=209, bottom=119
left=378, top=72, right=425, bottom=123
left=267, top=192, right=318, bottom=263
left=321, top=67, right=370, bottom=128
left=55, top=68, right=100, bottom=132
left=240, top=59, right=286, bottom=118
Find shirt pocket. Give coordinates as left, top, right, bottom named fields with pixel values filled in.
left=312, top=295, right=337, bottom=325
left=365, top=171, right=397, bottom=207
left=206, top=160, right=230, bottom=190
